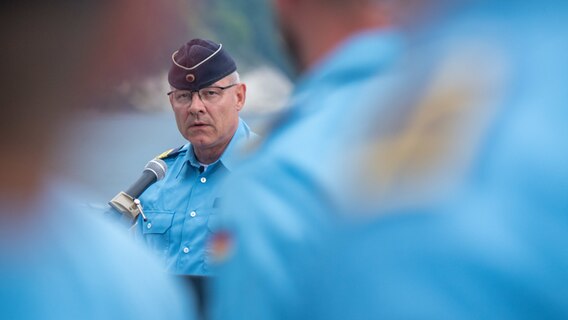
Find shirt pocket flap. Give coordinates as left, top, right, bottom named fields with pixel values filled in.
left=143, top=210, right=174, bottom=234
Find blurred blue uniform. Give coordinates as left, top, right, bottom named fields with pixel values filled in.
left=211, top=30, right=404, bottom=319
left=0, top=180, right=196, bottom=320
left=136, top=118, right=257, bottom=275
left=304, top=1, right=568, bottom=319
left=212, top=0, right=568, bottom=318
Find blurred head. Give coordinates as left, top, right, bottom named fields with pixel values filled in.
left=271, top=0, right=389, bottom=71
left=272, top=0, right=450, bottom=72
left=0, top=1, right=183, bottom=202
left=167, top=39, right=246, bottom=162
left=0, top=3, right=105, bottom=200
left=1, top=3, right=97, bottom=144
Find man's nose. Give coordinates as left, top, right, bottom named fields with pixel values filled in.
left=188, top=91, right=206, bottom=114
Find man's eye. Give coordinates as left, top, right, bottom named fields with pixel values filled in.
left=203, top=90, right=220, bottom=97
left=177, top=93, right=191, bottom=99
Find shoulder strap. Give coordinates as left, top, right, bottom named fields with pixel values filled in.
left=156, top=145, right=184, bottom=160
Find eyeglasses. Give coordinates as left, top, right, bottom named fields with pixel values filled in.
left=167, top=84, right=238, bottom=106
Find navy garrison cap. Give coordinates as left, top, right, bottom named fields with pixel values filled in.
left=168, top=39, right=237, bottom=91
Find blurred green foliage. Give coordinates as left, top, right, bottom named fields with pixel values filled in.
left=185, top=0, right=294, bottom=78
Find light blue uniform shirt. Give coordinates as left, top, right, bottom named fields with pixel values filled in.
left=300, top=2, right=568, bottom=319
left=215, top=1, right=568, bottom=320
left=211, top=31, right=404, bottom=319
left=213, top=1, right=568, bottom=317
left=137, top=118, right=257, bottom=275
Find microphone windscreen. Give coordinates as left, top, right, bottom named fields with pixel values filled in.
left=144, top=159, right=167, bottom=180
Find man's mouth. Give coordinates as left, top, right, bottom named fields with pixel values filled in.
left=190, top=122, right=208, bottom=128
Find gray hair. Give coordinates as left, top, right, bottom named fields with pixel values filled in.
left=226, top=71, right=241, bottom=84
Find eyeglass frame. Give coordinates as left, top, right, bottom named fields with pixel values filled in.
left=167, top=83, right=239, bottom=106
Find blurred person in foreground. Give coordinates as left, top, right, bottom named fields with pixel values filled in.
left=128, top=38, right=258, bottom=276
left=211, top=0, right=568, bottom=319
left=0, top=2, right=196, bottom=319
left=309, top=1, right=568, bottom=318
left=210, top=0, right=430, bottom=318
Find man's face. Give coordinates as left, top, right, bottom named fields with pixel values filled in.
left=170, top=75, right=246, bottom=153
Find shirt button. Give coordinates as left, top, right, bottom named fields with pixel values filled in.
left=183, top=247, right=190, bottom=254
left=190, top=211, right=197, bottom=217
left=146, top=223, right=152, bottom=229
left=200, top=177, right=207, bottom=183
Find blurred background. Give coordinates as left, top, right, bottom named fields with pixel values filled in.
left=55, top=0, right=293, bottom=206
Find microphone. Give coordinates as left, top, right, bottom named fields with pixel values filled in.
left=125, top=159, right=167, bottom=199
left=108, top=159, right=167, bottom=222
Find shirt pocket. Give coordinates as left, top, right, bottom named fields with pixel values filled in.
left=207, top=213, right=222, bottom=233
left=142, top=210, right=175, bottom=254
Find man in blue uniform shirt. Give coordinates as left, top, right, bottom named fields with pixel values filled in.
left=212, top=0, right=568, bottom=319
left=135, top=39, right=258, bottom=276
left=309, top=1, right=568, bottom=319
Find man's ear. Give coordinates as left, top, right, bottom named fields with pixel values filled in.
left=168, top=92, right=176, bottom=108
left=235, top=83, right=247, bottom=112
